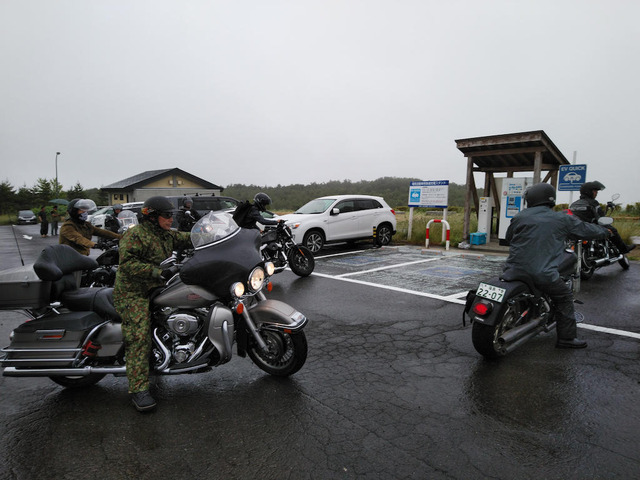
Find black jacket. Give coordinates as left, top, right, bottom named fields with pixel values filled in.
left=569, top=195, right=603, bottom=223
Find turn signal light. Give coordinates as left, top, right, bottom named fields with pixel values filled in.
left=235, top=303, right=244, bottom=315
left=472, top=301, right=493, bottom=316
left=266, top=282, right=273, bottom=292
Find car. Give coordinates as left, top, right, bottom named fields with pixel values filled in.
left=91, top=202, right=144, bottom=229
left=277, top=195, right=397, bottom=253
left=17, top=210, right=37, bottom=225
left=563, top=172, right=581, bottom=182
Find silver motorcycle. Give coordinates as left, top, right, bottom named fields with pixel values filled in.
left=0, top=212, right=308, bottom=389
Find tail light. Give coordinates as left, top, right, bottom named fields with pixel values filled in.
left=390, top=209, right=396, bottom=216
left=472, top=301, right=493, bottom=316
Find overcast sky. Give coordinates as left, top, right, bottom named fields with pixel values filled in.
left=2, top=0, right=639, bottom=205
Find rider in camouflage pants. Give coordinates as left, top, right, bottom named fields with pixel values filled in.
left=113, top=196, right=191, bottom=411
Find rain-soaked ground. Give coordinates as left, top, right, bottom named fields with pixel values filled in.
left=0, top=226, right=638, bottom=479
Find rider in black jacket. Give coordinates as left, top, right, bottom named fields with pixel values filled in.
left=245, top=193, right=283, bottom=230
left=504, top=183, right=610, bottom=349
left=570, top=181, right=635, bottom=253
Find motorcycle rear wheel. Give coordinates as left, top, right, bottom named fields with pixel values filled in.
left=580, top=251, right=596, bottom=280
left=472, top=296, right=528, bottom=359
left=248, top=330, right=308, bottom=376
left=287, top=246, right=315, bottom=277
left=49, top=373, right=106, bottom=388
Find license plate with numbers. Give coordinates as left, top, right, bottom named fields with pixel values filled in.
left=476, top=283, right=506, bottom=303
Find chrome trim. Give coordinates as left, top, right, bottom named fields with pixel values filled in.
left=153, top=328, right=172, bottom=371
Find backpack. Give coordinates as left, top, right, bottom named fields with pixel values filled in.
left=232, top=200, right=254, bottom=228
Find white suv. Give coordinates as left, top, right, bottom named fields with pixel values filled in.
left=277, top=195, right=396, bottom=253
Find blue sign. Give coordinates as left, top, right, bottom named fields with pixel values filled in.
left=558, top=164, right=587, bottom=191
left=408, top=180, right=449, bottom=208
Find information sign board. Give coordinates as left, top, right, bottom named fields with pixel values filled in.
left=408, top=181, right=449, bottom=208
left=558, top=164, right=587, bottom=191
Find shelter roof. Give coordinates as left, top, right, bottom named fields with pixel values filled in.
left=455, top=130, right=570, bottom=172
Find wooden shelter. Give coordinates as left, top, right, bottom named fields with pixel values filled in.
left=455, top=130, right=570, bottom=242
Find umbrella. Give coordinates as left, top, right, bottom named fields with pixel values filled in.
left=49, top=198, right=69, bottom=205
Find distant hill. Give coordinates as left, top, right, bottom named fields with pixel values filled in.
left=223, top=177, right=471, bottom=211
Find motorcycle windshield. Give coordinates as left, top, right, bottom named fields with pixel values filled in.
left=190, top=211, right=240, bottom=249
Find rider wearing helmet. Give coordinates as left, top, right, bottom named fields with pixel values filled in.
left=243, top=192, right=283, bottom=230
left=59, top=198, right=121, bottom=255
left=177, top=196, right=202, bottom=232
left=503, top=183, right=610, bottom=349
left=570, top=181, right=635, bottom=253
left=104, top=203, right=124, bottom=233
left=113, top=195, right=192, bottom=412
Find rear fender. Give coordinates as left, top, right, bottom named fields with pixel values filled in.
left=468, top=278, right=529, bottom=326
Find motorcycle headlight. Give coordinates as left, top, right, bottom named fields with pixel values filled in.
left=231, top=281, right=245, bottom=298
left=264, top=261, right=275, bottom=277
left=248, top=266, right=266, bottom=292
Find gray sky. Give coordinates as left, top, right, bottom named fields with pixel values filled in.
left=2, top=0, right=639, bottom=205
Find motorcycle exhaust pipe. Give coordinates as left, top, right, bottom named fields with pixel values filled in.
left=498, top=318, right=544, bottom=346
left=594, top=254, right=623, bottom=266
left=502, top=328, right=544, bottom=354
left=2, top=366, right=126, bottom=377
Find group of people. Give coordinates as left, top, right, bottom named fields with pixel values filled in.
left=40, top=185, right=633, bottom=412
left=37, top=205, right=61, bottom=237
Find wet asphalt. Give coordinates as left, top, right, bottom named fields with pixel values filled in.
left=0, top=224, right=639, bottom=480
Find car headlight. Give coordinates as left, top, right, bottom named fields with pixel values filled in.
left=289, top=222, right=301, bottom=229
left=248, top=267, right=266, bottom=292
left=264, top=261, right=275, bottom=277
left=231, top=281, right=245, bottom=298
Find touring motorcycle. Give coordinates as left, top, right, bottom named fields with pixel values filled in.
left=261, top=222, right=315, bottom=277
left=464, top=250, right=578, bottom=358
left=569, top=194, right=631, bottom=279
left=0, top=212, right=308, bottom=388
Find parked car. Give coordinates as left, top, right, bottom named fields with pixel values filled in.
left=90, top=202, right=144, bottom=229
left=277, top=195, right=397, bottom=253
left=17, top=210, right=37, bottom=225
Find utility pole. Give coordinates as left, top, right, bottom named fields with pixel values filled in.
left=55, top=152, right=61, bottom=195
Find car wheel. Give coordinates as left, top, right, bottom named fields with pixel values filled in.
left=303, top=230, right=325, bottom=254
left=376, top=223, right=394, bottom=246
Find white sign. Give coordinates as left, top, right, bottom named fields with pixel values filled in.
left=408, top=180, right=449, bottom=208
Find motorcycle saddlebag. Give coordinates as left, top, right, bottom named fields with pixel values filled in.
left=0, top=265, right=52, bottom=310
left=1, top=311, right=105, bottom=367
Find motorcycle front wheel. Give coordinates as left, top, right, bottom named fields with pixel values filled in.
left=619, top=254, right=630, bottom=270
left=247, top=330, right=308, bottom=376
left=287, top=246, right=315, bottom=277
left=49, top=373, right=106, bottom=388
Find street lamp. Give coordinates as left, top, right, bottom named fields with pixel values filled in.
left=55, top=152, right=61, bottom=195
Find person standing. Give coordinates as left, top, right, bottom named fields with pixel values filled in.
left=38, top=206, right=49, bottom=238
left=113, top=196, right=192, bottom=412
left=50, top=205, right=60, bottom=236
left=59, top=198, right=120, bottom=255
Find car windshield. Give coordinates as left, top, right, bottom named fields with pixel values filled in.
left=190, top=211, right=240, bottom=249
left=294, top=198, right=336, bottom=214
left=19, top=210, right=34, bottom=216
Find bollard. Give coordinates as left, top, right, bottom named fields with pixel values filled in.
left=425, top=219, right=450, bottom=250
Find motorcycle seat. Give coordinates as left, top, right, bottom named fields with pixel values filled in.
left=499, top=269, right=541, bottom=296
left=60, top=287, right=122, bottom=323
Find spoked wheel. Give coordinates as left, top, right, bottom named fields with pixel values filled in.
left=472, top=296, right=528, bottom=359
left=247, top=330, right=308, bottom=376
left=580, top=251, right=596, bottom=280
left=49, top=373, right=106, bottom=388
left=619, top=254, right=630, bottom=270
left=287, top=246, right=315, bottom=277
left=303, top=230, right=324, bottom=254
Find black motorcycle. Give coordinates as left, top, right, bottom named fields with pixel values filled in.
left=261, top=222, right=315, bottom=277
left=80, top=238, right=119, bottom=287
left=1, top=211, right=308, bottom=388
left=570, top=194, right=631, bottom=279
left=464, top=250, right=578, bottom=358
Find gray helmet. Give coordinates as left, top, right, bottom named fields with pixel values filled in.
left=524, top=183, right=556, bottom=208
left=142, top=196, right=174, bottom=218
left=112, top=203, right=123, bottom=212
left=182, top=196, right=193, bottom=208
left=68, top=198, right=97, bottom=220
left=254, top=192, right=271, bottom=211
left=579, top=181, right=605, bottom=198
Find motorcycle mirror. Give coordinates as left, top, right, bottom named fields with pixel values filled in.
left=611, top=193, right=620, bottom=202
left=597, top=217, right=614, bottom=226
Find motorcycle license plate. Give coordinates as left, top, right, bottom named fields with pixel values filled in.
left=476, top=283, right=506, bottom=302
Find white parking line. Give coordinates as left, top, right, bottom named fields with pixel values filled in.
left=578, top=323, right=640, bottom=340
left=336, top=257, right=441, bottom=278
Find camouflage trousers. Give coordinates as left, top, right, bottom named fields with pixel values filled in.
left=115, top=294, right=152, bottom=394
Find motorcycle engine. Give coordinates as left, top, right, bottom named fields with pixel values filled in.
left=166, top=312, right=200, bottom=336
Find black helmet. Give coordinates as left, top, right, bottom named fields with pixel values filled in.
left=524, top=183, right=556, bottom=208
left=182, top=196, right=193, bottom=208
left=142, top=196, right=174, bottom=218
left=579, top=181, right=605, bottom=198
left=254, top=192, right=271, bottom=211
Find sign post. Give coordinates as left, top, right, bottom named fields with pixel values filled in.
left=408, top=181, right=449, bottom=242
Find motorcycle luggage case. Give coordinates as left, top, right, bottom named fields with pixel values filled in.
left=0, top=265, right=52, bottom=310
left=1, top=311, right=104, bottom=367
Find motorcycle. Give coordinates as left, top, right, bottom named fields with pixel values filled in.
left=464, top=250, right=578, bottom=358
left=569, top=194, right=630, bottom=279
left=0, top=211, right=308, bottom=388
left=261, top=222, right=315, bottom=277
left=80, top=210, right=139, bottom=288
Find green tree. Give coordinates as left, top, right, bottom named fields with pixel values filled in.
left=0, top=180, right=16, bottom=214
left=33, top=178, right=53, bottom=204
left=66, top=182, right=85, bottom=200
